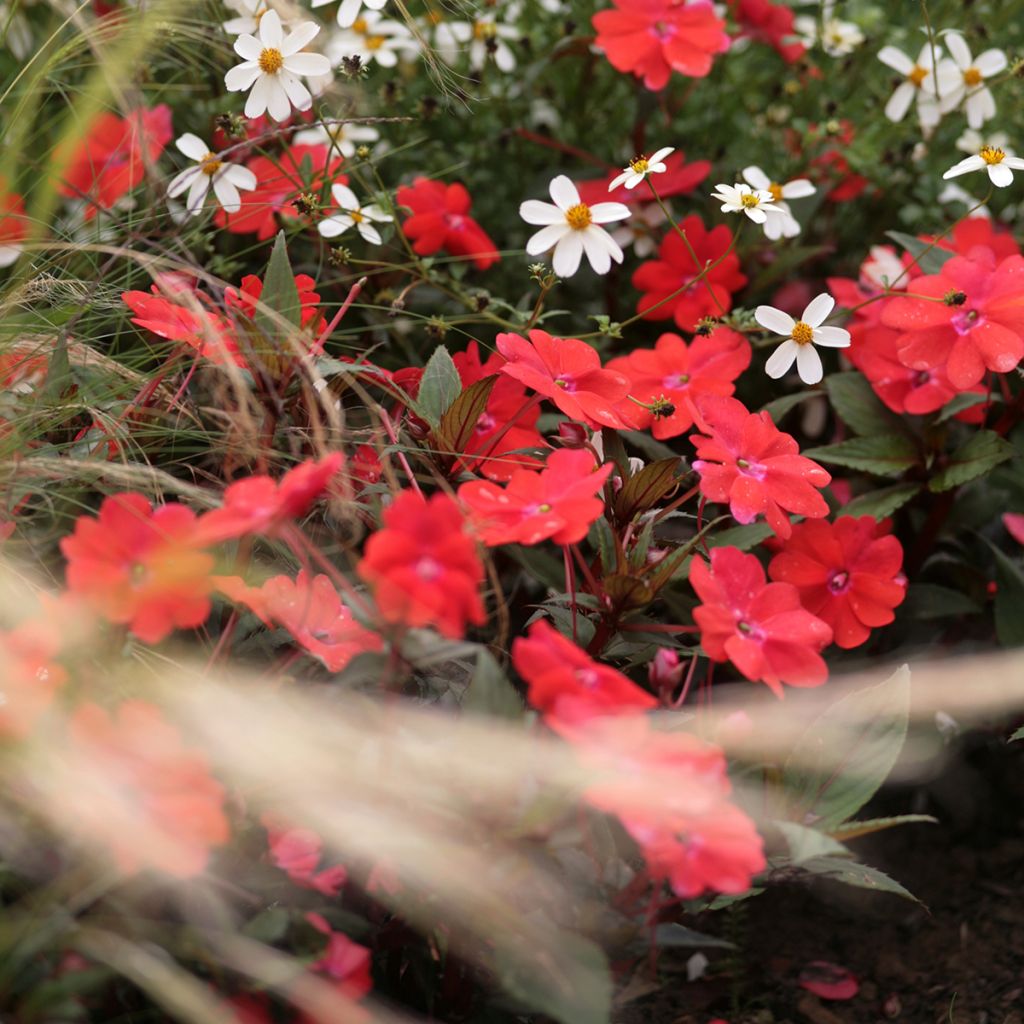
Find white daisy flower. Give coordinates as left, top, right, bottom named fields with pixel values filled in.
left=878, top=43, right=944, bottom=128
left=936, top=32, right=1007, bottom=129
left=957, top=129, right=1013, bottom=157
left=757, top=293, right=851, bottom=386
left=435, top=16, right=520, bottom=73
left=608, top=147, right=674, bottom=191
left=520, top=175, right=629, bottom=277
left=326, top=12, right=418, bottom=69
left=221, top=0, right=280, bottom=37
left=709, top=182, right=781, bottom=224
left=293, top=121, right=380, bottom=157
left=224, top=11, right=332, bottom=123
left=861, top=246, right=907, bottom=291
left=943, top=143, right=1024, bottom=189
left=317, top=184, right=393, bottom=244
left=740, top=166, right=815, bottom=239
left=795, top=12, right=864, bottom=57
left=165, top=134, right=258, bottom=216
left=312, top=0, right=387, bottom=31
left=610, top=202, right=669, bottom=258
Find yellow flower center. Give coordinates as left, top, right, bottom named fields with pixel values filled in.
left=908, top=64, right=928, bottom=87
left=768, top=182, right=783, bottom=201
left=963, top=66, right=983, bottom=87
left=537, top=503, right=552, bottom=513
left=200, top=152, right=222, bottom=176
left=351, top=210, right=364, bottom=223
left=352, top=17, right=368, bottom=31
left=791, top=321, right=814, bottom=345
left=740, top=192, right=761, bottom=208
left=565, top=202, right=592, bottom=230
left=258, top=47, right=284, bottom=74
left=629, top=156, right=650, bottom=174
left=981, top=146, right=1005, bottom=165
left=473, top=20, right=497, bottom=39
left=366, top=34, right=386, bottom=50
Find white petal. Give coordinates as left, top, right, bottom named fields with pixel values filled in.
left=916, top=42, right=940, bottom=70
left=580, top=229, right=612, bottom=275
left=332, top=183, right=360, bottom=210
left=648, top=147, right=674, bottom=164
left=176, top=133, right=209, bottom=160
left=745, top=207, right=767, bottom=224
left=286, top=52, right=331, bottom=76
left=520, top=199, right=563, bottom=225
left=362, top=204, right=393, bottom=223
left=225, top=61, right=261, bottom=92
left=755, top=305, right=795, bottom=336
left=551, top=232, right=584, bottom=277
left=233, top=33, right=262, bottom=61
left=244, top=73, right=273, bottom=117
left=265, top=77, right=293, bottom=122
left=966, top=88, right=996, bottom=130
left=282, top=20, right=320, bottom=56
left=186, top=172, right=210, bottom=214
left=588, top=201, right=630, bottom=224
left=944, top=31, right=971, bottom=70
left=884, top=82, right=915, bottom=122
left=548, top=175, right=580, bottom=211
left=796, top=344, right=824, bottom=385
left=942, top=155, right=985, bottom=179
left=224, top=164, right=258, bottom=190
left=988, top=162, right=1014, bottom=187
left=878, top=45, right=913, bottom=75
left=975, top=49, right=1007, bottom=77
left=525, top=223, right=569, bottom=255
left=278, top=70, right=312, bottom=112
left=318, top=215, right=352, bottom=238
left=1002, top=157, right=1024, bottom=170
left=259, top=9, right=283, bottom=48
left=358, top=221, right=383, bottom=244
left=765, top=340, right=798, bottom=379
left=802, top=292, right=835, bottom=328
left=813, top=325, right=851, bottom=348
left=741, top=165, right=770, bottom=190
left=337, top=0, right=363, bottom=27
left=608, top=171, right=630, bottom=192
left=167, top=167, right=199, bottom=198
left=781, top=178, right=815, bottom=199
left=212, top=174, right=242, bottom=213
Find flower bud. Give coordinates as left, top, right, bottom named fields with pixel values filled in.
left=648, top=647, right=683, bottom=697
left=556, top=422, right=589, bottom=448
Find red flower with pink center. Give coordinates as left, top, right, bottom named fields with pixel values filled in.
left=198, top=454, right=343, bottom=544
left=396, top=178, right=500, bottom=270
left=691, top=396, right=831, bottom=539
left=60, top=493, right=215, bottom=644
left=632, top=215, right=747, bottom=332
left=305, top=913, right=373, bottom=1000
left=576, top=151, right=711, bottom=206
left=881, top=250, right=1024, bottom=389
left=225, top=272, right=327, bottom=336
left=592, top=0, right=730, bottom=90
left=58, top=106, right=173, bottom=219
left=730, top=0, right=805, bottom=62
left=511, top=619, right=657, bottom=725
left=608, top=328, right=750, bottom=439
left=768, top=516, right=907, bottom=650
left=691, top=546, right=833, bottom=694
left=496, top=329, right=631, bottom=430
left=452, top=341, right=543, bottom=481
left=934, top=216, right=1020, bottom=263
left=458, top=448, right=613, bottom=546
left=357, top=490, right=486, bottom=638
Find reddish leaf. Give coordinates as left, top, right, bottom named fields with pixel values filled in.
left=798, top=961, right=859, bottom=1001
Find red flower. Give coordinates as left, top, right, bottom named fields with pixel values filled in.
left=263, top=818, right=348, bottom=895
left=305, top=913, right=373, bottom=1000
left=632, top=215, right=747, bottom=332
left=576, top=151, right=711, bottom=206
left=608, top=328, right=750, bottom=439
left=215, top=570, right=382, bottom=672
left=60, top=493, right=215, bottom=644
left=768, top=516, right=906, bottom=649
left=0, top=179, right=28, bottom=266
left=62, top=700, right=229, bottom=877
left=452, top=341, right=543, bottom=481
left=396, top=178, right=500, bottom=270
left=59, top=106, right=173, bottom=219
left=592, top=0, right=730, bottom=90
left=881, top=250, right=1024, bottom=389
left=198, top=454, right=343, bottom=543
left=935, top=216, right=1020, bottom=263
left=511, top=619, right=657, bottom=725
left=496, top=329, right=631, bottom=430
left=214, top=145, right=345, bottom=239
left=730, top=0, right=805, bottom=62
left=357, top=490, right=486, bottom=638
left=225, top=272, right=327, bottom=336
left=691, top=546, right=833, bottom=694
left=351, top=444, right=383, bottom=488
left=0, top=603, right=71, bottom=738
left=691, top=396, right=831, bottom=539
left=459, top=448, right=613, bottom=546
left=121, top=286, right=243, bottom=367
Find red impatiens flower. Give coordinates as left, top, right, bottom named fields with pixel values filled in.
left=691, top=396, right=831, bottom=539
left=0, top=179, right=28, bottom=268
left=59, top=105, right=173, bottom=219
left=592, top=0, right=730, bottom=91
left=511, top=619, right=657, bottom=725
left=214, top=145, right=345, bottom=239
left=60, top=493, right=215, bottom=644
left=263, top=817, right=348, bottom=895
left=934, top=215, right=1020, bottom=263
left=768, top=516, right=907, bottom=649
left=496, top=329, right=631, bottom=430
left=62, top=700, right=229, bottom=877
left=306, top=913, right=374, bottom=1000
left=215, top=570, right=382, bottom=672
left=632, top=215, right=747, bottom=332
left=458, top=448, right=613, bottom=546
left=881, top=250, right=1024, bottom=390
left=608, top=328, right=750, bottom=439
left=576, top=151, right=711, bottom=206
left=396, top=177, right=500, bottom=271
left=452, top=341, right=543, bottom=481
left=691, top=546, right=833, bottom=694
left=730, top=0, right=805, bottom=63
left=0, top=606, right=70, bottom=738
left=225, top=272, right=327, bottom=336
left=357, top=490, right=486, bottom=638
left=198, top=454, right=344, bottom=544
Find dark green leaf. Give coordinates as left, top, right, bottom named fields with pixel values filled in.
left=621, top=430, right=681, bottom=462
left=650, top=924, right=735, bottom=950
left=434, top=375, right=496, bottom=464
left=830, top=814, right=937, bottom=840
left=799, top=855, right=920, bottom=902
left=886, top=230, right=954, bottom=276
left=463, top=650, right=523, bottom=718
left=804, top=434, right=920, bottom=477
left=254, top=231, right=301, bottom=344
left=600, top=426, right=631, bottom=480
left=841, top=483, right=921, bottom=519
left=242, top=906, right=291, bottom=943
left=825, top=372, right=907, bottom=437
left=418, top=345, right=463, bottom=427
left=1009, top=725, right=1024, bottom=743
left=761, top=390, right=816, bottom=423
left=928, top=430, right=1014, bottom=493
left=987, top=541, right=1024, bottom=646
left=614, top=457, right=683, bottom=522
left=934, top=392, right=990, bottom=423
left=592, top=516, right=621, bottom=574
left=903, top=583, right=982, bottom=620
left=775, top=822, right=850, bottom=864
left=507, top=544, right=565, bottom=591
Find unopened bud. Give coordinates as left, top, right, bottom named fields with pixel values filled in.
left=649, top=648, right=683, bottom=697
left=557, top=421, right=589, bottom=448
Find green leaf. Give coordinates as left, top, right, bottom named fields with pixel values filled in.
left=783, top=666, right=911, bottom=831
left=934, top=392, right=990, bottom=423
left=829, top=814, right=937, bottom=840
left=463, top=650, right=523, bottom=719
left=761, top=390, right=816, bottom=423
left=776, top=822, right=851, bottom=865
left=650, top=924, right=735, bottom=950
left=825, top=372, right=906, bottom=437
left=418, top=345, right=463, bottom=427
left=986, top=541, right=1024, bottom=646
left=592, top=516, right=621, bottom=574
left=803, top=434, right=920, bottom=477
left=600, top=426, right=631, bottom=480
left=798, top=856, right=920, bottom=902
left=614, top=457, right=683, bottom=523
left=903, top=583, right=982, bottom=620
left=242, top=906, right=291, bottom=943
left=507, top=544, right=565, bottom=591
left=706, top=522, right=775, bottom=552
left=1009, top=725, right=1024, bottom=743
left=254, top=231, right=301, bottom=344
left=841, top=483, right=921, bottom=519
left=886, top=230, right=954, bottom=276
left=434, top=375, right=496, bottom=465
left=494, top=930, right=612, bottom=1024
left=928, top=430, right=1014, bottom=493
left=603, top=573, right=654, bottom=610
left=621, top=430, right=681, bottom=463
